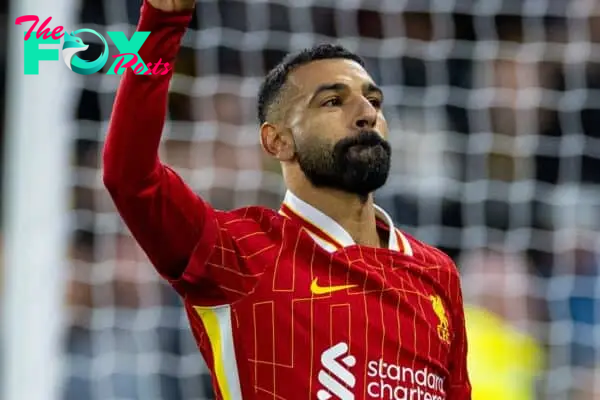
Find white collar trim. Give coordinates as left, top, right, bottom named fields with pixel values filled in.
left=283, top=190, right=407, bottom=252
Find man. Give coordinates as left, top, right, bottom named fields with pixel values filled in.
left=103, top=0, right=472, bottom=398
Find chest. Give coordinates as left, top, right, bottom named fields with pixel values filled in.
left=235, top=244, right=454, bottom=367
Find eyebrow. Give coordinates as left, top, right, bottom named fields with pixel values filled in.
left=309, top=82, right=384, bottom=104
left=364, top=82, right=384, bottom=99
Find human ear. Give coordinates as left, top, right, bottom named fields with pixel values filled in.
left=260, top=123, right=295, bottom=161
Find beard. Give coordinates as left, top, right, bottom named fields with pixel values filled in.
left=295, top=130, right=392, bottom=199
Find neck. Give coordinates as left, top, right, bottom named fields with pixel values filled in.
left=287, top=181, right=384, bottom=248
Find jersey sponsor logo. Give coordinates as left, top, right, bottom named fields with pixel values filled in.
left=429, top=295, right=450, bottom=344
left=317, top=343, right=446, bottom=400
left=317, top=342, right=357, bottom=400
left=367, top=359, right=446, bottom=400
left=310, top=278, right=358, bottom=295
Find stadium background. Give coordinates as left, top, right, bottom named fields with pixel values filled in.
left=2, top=0, right=600, bottom=399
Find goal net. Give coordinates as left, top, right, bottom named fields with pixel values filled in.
left=62, top=0, right=600, bottom=399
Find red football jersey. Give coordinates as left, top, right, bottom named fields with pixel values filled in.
left=174, top=191, right=471, bottom=400
left=103, top=3, right=471, bottom=399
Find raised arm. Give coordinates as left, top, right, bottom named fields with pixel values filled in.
left=103, top=0, right=204, bottom=280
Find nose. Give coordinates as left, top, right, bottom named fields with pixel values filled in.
left=353, top=99, right=377, bottom=130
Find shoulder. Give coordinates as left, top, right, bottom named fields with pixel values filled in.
left=215, top=205, right=279, bottom=221
left=400, top=229, right=464, bottom=298
left=400, top=230, right=466, bottom=311
left=401, top=230, right=458, bottom=273
left=214, top=205, right=286, bottom=234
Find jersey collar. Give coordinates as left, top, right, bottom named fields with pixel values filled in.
left=279, top=190, right=412, bottom=255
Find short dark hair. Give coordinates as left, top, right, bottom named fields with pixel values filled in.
left=257, top=44, right=365, bottom=124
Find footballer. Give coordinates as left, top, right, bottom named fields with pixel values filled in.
left=103, top=0, right=472, bottom=398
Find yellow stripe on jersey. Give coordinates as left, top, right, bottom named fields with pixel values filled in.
left=304, top=230, right=339, bottom=253
left=281, top=203, right=343, bottom=249
left=278, top=209, right=290, bottom=218
left=193, top=305, right=243, bottom=400
left=395, top=229, right=414, bottom=256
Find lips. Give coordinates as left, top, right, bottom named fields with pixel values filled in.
left=349, top=131, right=385, bottom=147
left=336, top=131, right=390, bottom=157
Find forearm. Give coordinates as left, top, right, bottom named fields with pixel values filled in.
left=103, top=1, right=193, bottom=191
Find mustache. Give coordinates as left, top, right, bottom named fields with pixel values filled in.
left=334, top=130, right=391, bottom=152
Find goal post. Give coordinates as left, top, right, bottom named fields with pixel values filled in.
left=1, top=0, right=75, bottom=399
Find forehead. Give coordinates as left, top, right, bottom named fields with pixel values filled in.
left=287, top=58, right=375, bottom=94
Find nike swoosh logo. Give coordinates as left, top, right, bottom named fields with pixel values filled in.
left=310, top=278, right=357, bottom=295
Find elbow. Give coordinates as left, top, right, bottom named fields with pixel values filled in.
left=102, top=166, right=139, bottom=202
left=101, top=136, right=163, bottom=197
left=102, top=165, right=121, bottom=196
left=102, top=155, right=163, bottom=198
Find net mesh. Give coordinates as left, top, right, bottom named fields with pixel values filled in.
left=65, top=0, right=600, bottom=399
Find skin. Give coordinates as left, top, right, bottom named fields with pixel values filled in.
left=260, top=59, right=390, bottom=248
left=147, top=0, right=196, bottom=11
left=148, top=0, right=390, bottom=248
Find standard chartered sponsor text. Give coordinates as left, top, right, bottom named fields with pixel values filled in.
left=366, top=359, right=445, bottom=400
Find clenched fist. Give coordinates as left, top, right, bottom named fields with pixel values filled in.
left=147, top=0, right=195, bottom=11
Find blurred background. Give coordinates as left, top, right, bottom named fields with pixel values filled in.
left=2, top=0, right=600, bottom=399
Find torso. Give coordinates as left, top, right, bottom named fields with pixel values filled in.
left=185, top=204, right=459, bottom=400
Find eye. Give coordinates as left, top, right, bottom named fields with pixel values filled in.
left=368, top=98, right=382, bottom=108
left=322, top=97, right=342, bottom=107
